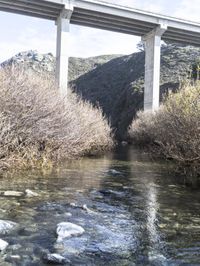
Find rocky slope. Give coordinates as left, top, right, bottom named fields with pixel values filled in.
left=1, top=44, right=200, bottom=140
left=1, top=50, right=121, bottom=82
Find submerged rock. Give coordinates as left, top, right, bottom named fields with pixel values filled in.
left=0, top=220, right=18, bottom=234
left=57, top=222, right=85, bottom=241
left=64, top=212, right=72, bottom=218
left=5, top=255, right=21, bottom=264
left=108, top=169, right=122, bottom=175
left=0, top=239, right=8, bottom=251
left=43, top=253, right=70, bottom=265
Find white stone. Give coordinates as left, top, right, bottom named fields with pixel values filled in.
left=43, top=253, right=69, bottom=264
left=0, top=239, right=8, bottom=251
left=64, top=212, right=72, bottom=217
left=3, top=191, right=24, bottom=197
left=56, top=222, right=85, bottom=241
left=25, top=189, right=39, bottom=197
left=0, top=220, right=17, bottom=234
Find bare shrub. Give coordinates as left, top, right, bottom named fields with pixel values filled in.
left=0, top=68, right=113, bottom=171
left=129, top=83, right=200, bottom=177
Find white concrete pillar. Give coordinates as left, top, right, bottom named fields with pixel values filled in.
left=142, top=25, right=167, bottom=111
left=56, top=6, right=73, bottom=96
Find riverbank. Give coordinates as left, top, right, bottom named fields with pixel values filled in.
left=0, top=69, right=113, bottom=172
left=129, top=82, right=200, bottom=181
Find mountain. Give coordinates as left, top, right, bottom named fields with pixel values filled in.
left=1, top=45, right=200, bottom=140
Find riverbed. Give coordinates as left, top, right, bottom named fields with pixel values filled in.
left=0, top=146, right=200, bottom=265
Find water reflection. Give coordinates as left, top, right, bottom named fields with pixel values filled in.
left=146, top=183, right=167, bottom=265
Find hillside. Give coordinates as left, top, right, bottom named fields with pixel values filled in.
left=1, top=50, right=121, bottom=82
left=1, top=44, right=200, bottom=140
left=73, top=44, right=200, bottom=139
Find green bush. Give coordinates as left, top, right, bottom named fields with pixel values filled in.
left=0, top=69, right=114, bottom=171
left=129, top=83, right=200, bottom=178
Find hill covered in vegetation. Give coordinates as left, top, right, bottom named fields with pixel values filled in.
left=2, top=44, right=200, bottom=140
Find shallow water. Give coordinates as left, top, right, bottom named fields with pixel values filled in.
left=0, top=146, right=200, bottom=266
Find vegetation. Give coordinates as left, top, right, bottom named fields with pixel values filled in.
left=0, top=69, right=113, bottom=172
left=3, top=45, right=200, bottom=140
left=74, top=45, right=200, bottom=140
left=129, top=83, right=200, bottom=178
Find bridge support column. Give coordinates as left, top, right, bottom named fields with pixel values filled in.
left=56, top=6, right=73, bottom=96
left=142, top=24, right=167, bottom=111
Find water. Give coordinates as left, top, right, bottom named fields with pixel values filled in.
left=0, top=146, right=200, bottom=265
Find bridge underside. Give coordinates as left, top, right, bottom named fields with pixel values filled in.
left=0, top=0, right=200, bottom=110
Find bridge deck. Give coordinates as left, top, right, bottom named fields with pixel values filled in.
left=0, top=0, right=200, bottom=45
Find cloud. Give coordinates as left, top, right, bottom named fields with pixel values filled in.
left=173, top=0, right=200, bottom=22
left=69, top=25, right=140, bottom=57
left=0, top=13, right=57, bottom=62
left=0, top=26, right=56, bottom=62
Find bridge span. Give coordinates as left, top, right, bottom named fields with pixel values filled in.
left=1, top=0, right=200, bottom=110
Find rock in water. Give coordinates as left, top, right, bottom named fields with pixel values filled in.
left=56, top=222, right=85, bottom=241
left=0, top=239, right=8, bottom=251
left=25, top=189, right=39, bottom=197
left=43, top=253, right=70, bottom=264
left=0, top=220, right=17, bottom=234
left=2, top=191, right=24, bottom=197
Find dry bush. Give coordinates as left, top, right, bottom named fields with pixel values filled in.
left=0, top=68, right=113, bottom=171
left=129, top=83, right=200, bottom=177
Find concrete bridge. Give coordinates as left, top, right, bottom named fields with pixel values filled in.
left=1, top=0, right=200, bottom=110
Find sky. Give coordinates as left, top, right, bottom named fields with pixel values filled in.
left=0, top=0, right=199, bottom=62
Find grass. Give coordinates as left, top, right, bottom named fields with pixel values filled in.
left=129, top=82, right=200, bottom=179
left=0, top=68, right=114, bottom=172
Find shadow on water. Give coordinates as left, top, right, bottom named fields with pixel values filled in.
left=0, top=146, right=200, bottom=265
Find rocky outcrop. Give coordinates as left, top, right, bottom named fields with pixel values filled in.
left=1, top=50, right=55, bottom=73
left=1, top=50, right=120, bottom=82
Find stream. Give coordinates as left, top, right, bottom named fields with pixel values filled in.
left=0, top=146, right=200, bottom=266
